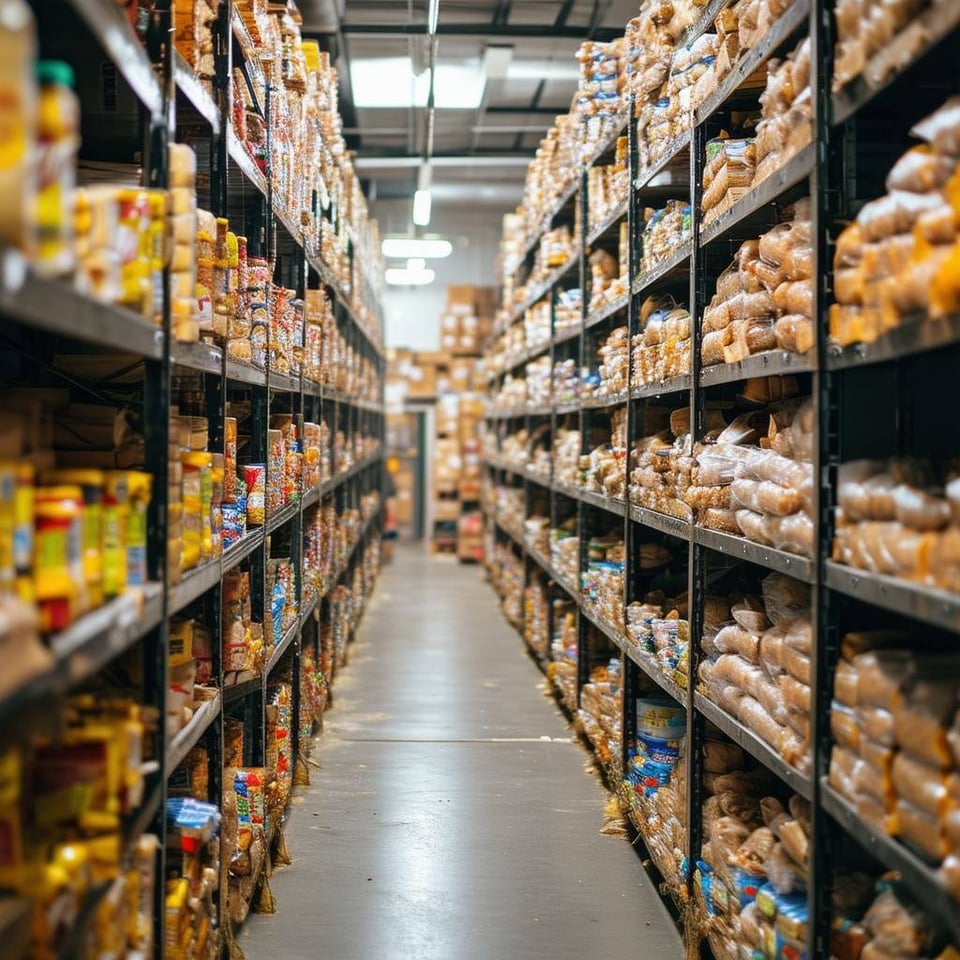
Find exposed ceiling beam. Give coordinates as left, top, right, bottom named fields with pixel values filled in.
left=513, top=78, right=546, bottom=152
left=356, top=154, right=532, bottom=169
left=339, top=22, right=620, bottom=39
left=485, top=105, right=569, bottom=115
left=554, top=0, right=576, bottom=28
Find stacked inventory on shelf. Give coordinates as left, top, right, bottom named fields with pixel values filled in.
left=483, top=0, right=960, bottom=956
left=0, top=2, right=384, bottom=957
left=433, top=393, right=486, bottom=559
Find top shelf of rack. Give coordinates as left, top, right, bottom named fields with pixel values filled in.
left=65, top=0, right=162, bottom=116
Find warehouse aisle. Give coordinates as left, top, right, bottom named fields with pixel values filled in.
left=239, top=544, right=679, bottom=960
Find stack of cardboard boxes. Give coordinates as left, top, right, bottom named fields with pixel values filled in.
left=384, top=285, right=494, bottom=559
left=439, top=285, right=497, bottom=355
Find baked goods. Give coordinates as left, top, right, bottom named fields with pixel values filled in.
left=702, top=203, right=814, bottom=367
left=833, top=458, right=960, bottom=590
left=830, top=97, right=960, bottom=348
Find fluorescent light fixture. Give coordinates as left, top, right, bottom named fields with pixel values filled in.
left=381, top=238, right=452, bottom=259
left=350, top=57, right=417, bottom=108
left=350, top=57, right=485, bottom=109
left=413, top=189, right=432, bottom=226
left=407, top=258, right=426, bottom=271
left=430, top=64, right=485, bottom=108
left=386, top=266, right=436, bottom=286
left=483, top=45, right=513, bottom=79
left=507, top=60, right=580, bottom=81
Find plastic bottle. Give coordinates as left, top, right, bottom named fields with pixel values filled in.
left=34, top=485, right=85, bottom=631
left=34, top=60, right=79, bottom=277
left=0, top=0, right=36, bottom=254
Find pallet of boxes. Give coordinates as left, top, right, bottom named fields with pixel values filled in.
left=456, top=394, right=485, bottom=562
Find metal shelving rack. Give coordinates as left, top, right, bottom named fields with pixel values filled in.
left=482, top=1, right=960, bottom=954
left=0, top=1, right=385, bottom=955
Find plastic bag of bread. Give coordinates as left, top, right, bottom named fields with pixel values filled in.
left=704, top=738, right=747, bottom=774
left=946, top=807, right=960, bottom=848
left=731, top=595, right=769, bottom=633
left=863, top=888, right=930, bottom=957
left=853, top=757, right=893, bottom=808
left=857, top=190, right=945, bottom=243
left=891, top=753, right=950, bottom=819
left=765, top=842, right=806, bottom=894
left=941, top=854, right=960, bottom=903
left=830, top=745, right=858, bottom=800
left=779, top=818, right=809, bottom=868
left=741, top=446, right=812, bottom=494
left=779, top=674, right=811, bottom=714
left=854, top=650, right=915, bottom=710
left=891, top=484, right=951, bottom=531
left=857, top=705, right=896, bottom=747
left=713, top=624, right=761, bottom=662
left=709, top=816, right=753, bottom=863
left=737, top=695, right=787, bottom=747
left=731, top=477, right=803, bottom=516
left=893, top=677, right=959, bottom=768
left=702, top=327, right=733, bottom=365
left=911, top=95, right=960, bottom=157
left=837, top=460, right=892, bottom=520
left=772, top=281, right=813, bottom=318
left=758, top=625, right=786, bottom=678
left=783, top=619, right=811, bottom=655
left=712, top=653, right=767, bottom=697
left=834, top=659, right=859, bottom=708
left=737, top=509, right=815, bottom=557
left=831, top=703, right=861, bottom=752
left=782, top=645, right=811, bottom=685
left=755, top=674, right=790, bottom=726
left=897, top=799, right=949, bottom=862
left=736, top=826, right=777, bottom=874
left=775, top=314, right=814, bottom=353
left=703, top=507, right=740, bottom=532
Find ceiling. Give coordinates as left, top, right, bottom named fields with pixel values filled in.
left=297, top=0, right=637, bottom=207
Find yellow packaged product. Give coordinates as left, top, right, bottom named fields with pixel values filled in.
left=125, top=471, right=152, bottom=587
left=35, top=60, right=79, bottom=278
left=34, top=484, right=85, bottom=631
left=41, top=468, right=104, bottom=607
left=102, top=472, right=130, bottom=597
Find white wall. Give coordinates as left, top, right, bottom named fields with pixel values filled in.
left=372, top=200, right=507, bottom=351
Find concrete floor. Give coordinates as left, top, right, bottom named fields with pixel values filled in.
left=239, top=544, right=682, bottom=960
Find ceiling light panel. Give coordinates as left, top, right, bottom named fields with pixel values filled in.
left=381, top=238, right=453, bottom=259
left=350, top=57, right=486, bottom=109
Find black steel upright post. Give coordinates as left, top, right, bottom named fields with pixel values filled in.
left=810, top=0, right=838, bottom=949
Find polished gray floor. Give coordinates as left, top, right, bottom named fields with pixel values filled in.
left=240, top=544, right=682, bottom=959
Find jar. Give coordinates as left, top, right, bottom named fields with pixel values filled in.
left=147, top=191, right=166, bottom=324
left=0, top=0, right=36, bottom=254
left=102, top=472, right=129, bottom=597
left=126, top=471, right=152, bottom=587
left=210, top=454, right=224, bottom=558
left=41, top=469, right=103, bottom=608
left=117, top=188, right=149, bottom=310
left=34, top=60, right=79, bottom=277
left=244, top=464, right=265, bottom=526
left=34, top=485, right=84, bottom=631
left=180, top=454, right=203, bottom=571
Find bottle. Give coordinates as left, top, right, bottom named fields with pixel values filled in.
left=35, top=60, right=79, bottom=276
left=0, top=0, right=36, bottom=255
